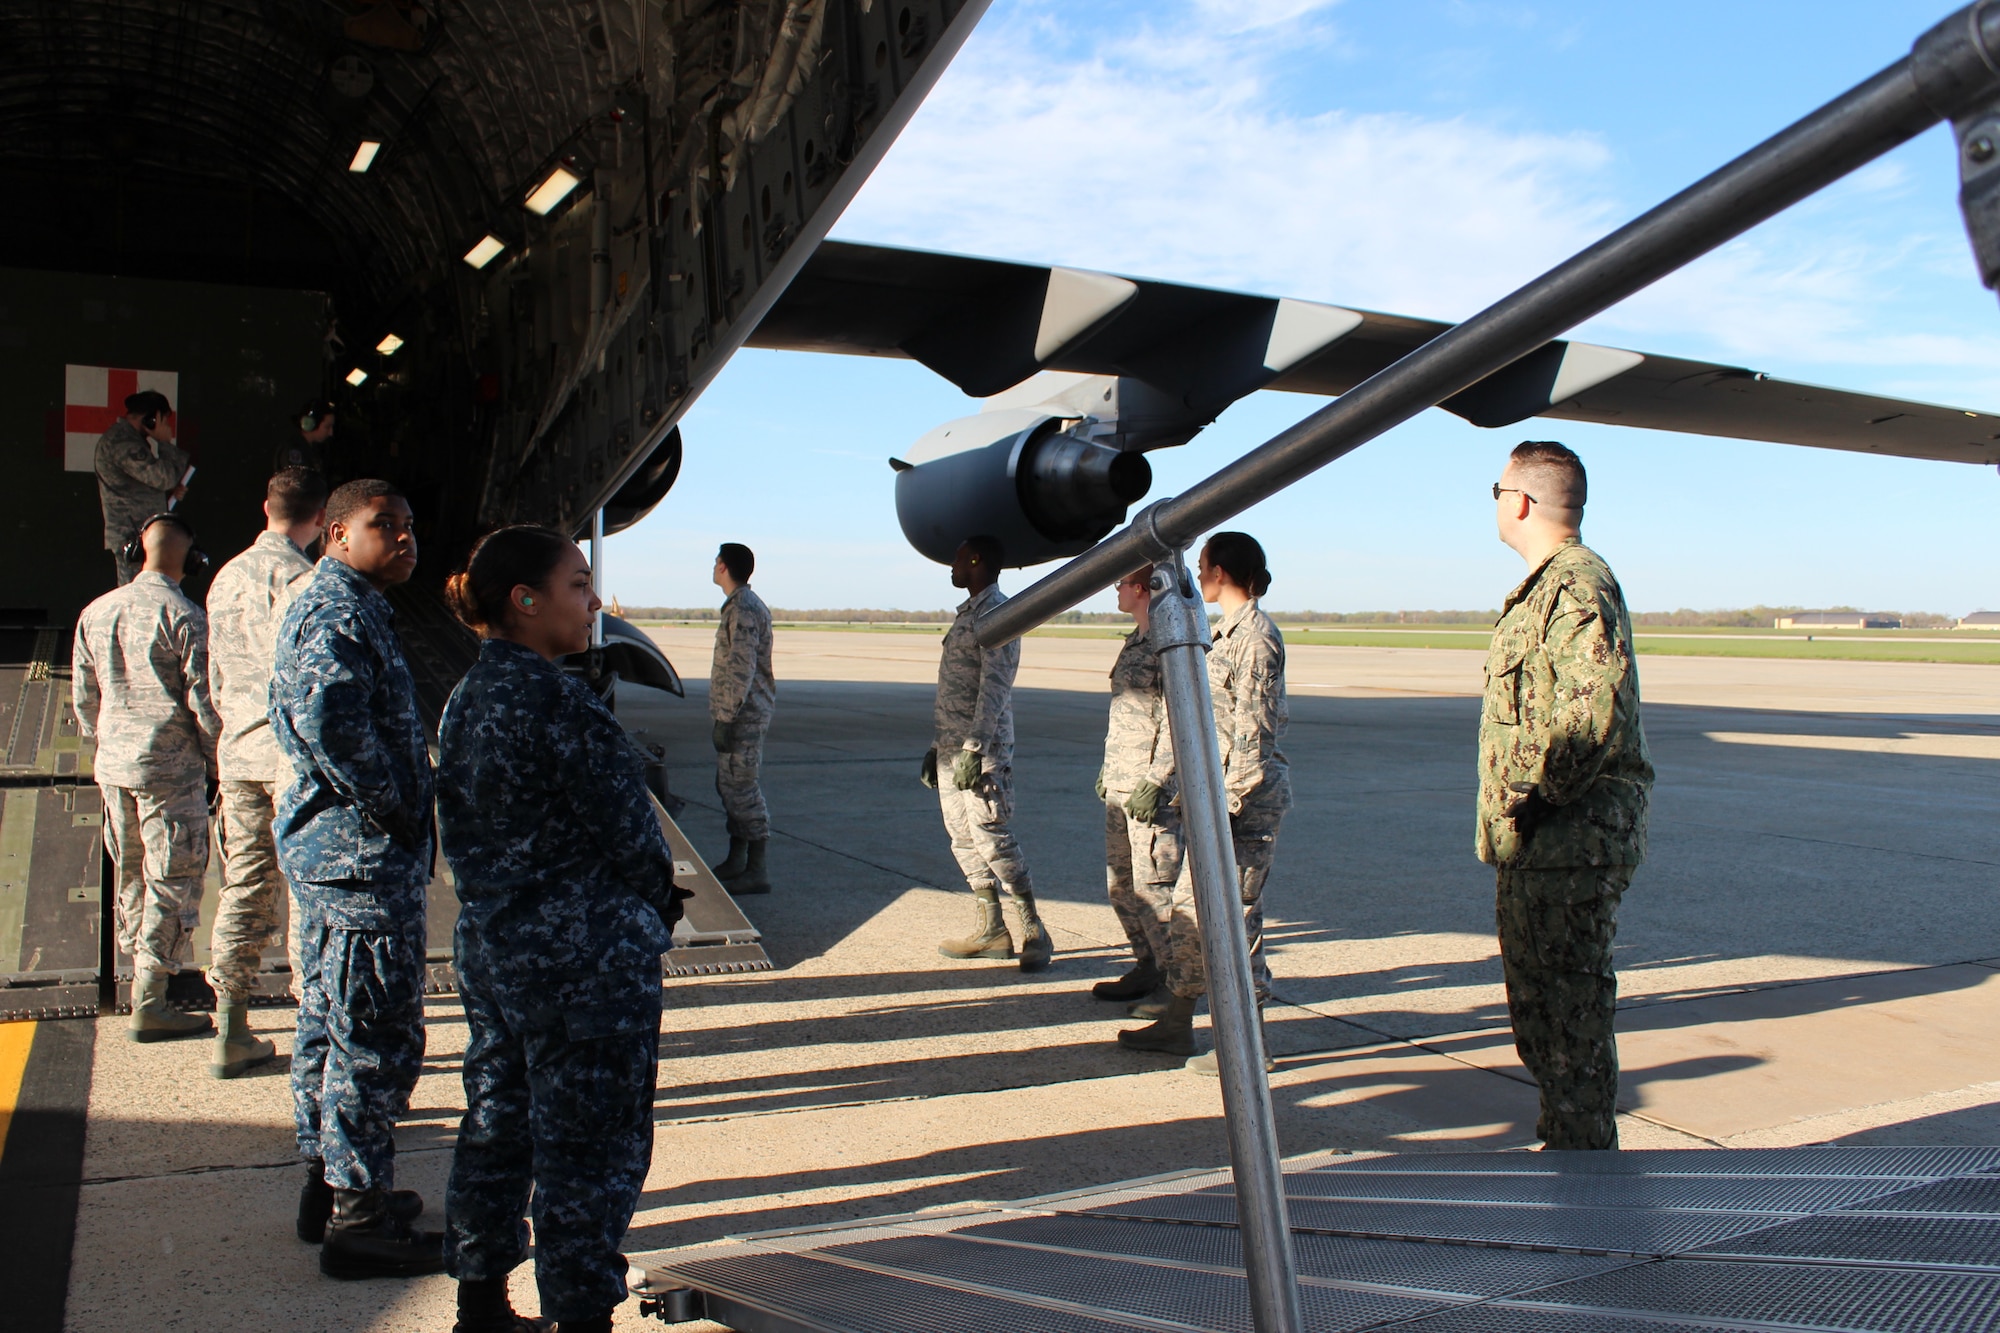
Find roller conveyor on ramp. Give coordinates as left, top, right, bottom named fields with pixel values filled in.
left=631, top=1146, right=2000, bottom=1332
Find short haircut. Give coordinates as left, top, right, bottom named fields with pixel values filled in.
left=267, top=468, right=329, bottom=523
left=446, top=526, right=574, bottom=634
left=1201, top=531, right=1271, bottom=597
left=962, top=534, right=1005, bottom=568
left=1509, top=440, right=1587, bottom=510
left=717, top=542, right=755, bottom=584
left=326, top=478, right=406, bottom=526
left=125, top=389, right=171, bottom=420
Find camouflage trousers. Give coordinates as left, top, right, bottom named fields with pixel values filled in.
left=100, top=780, right=208, bottom=973
left=1495, top=865, right=1632, bottom=1151
left=715, top=719, right=771, bottom=841
left=1163, top=799, right=1284, bottom=1003
left=291, top=884, right=428, bottom=1191
left=206, top=779, right=286, bottom=1002
left=446, top=967, right=662, bottom=1322
left=1105, top=798, right=1181, bottom=969
left=938, top=767, right=1032, bottom=895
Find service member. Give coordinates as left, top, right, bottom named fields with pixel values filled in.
left=72, top=514, right=219, bottom=1043
left=94, top=389, right=189, bottom=585
left=924, top=536, right=1051, bottom=971
left=271, top=478, right=441, bottom=1277
left=1479, top=441, right=1653, bottom=1150
left=1122, top=532, right=1289, bottom=1070
left=278, top=400, right=337, bottom=474
left=708, top=541, right=776, bottom=894
left=203, top=467, right=327, bottom=1078
left=439, top=526, right=686, bottom=1333
left=1093, top=565, right=1180, bottom=1003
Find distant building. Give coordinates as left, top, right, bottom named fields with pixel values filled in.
left=1957, top=611, right=2000, bottom=630
left=1774, top=612, right=1902, bottom=630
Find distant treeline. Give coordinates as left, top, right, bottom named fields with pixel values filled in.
left=623, top=604, right=1959, bottom=629
left=1635, top=606, right=1955, bottom=629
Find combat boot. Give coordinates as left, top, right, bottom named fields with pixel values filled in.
left=1128, top=985, right=1171, bottom=1019
left=128, top=969, right=213, bottom=1043
left=1186, top=1012, right=1277, bottom=1075
left=1094, top=962, right=1161, bottom=1001
left=319, top=1186, right=445, bottom=1279
left=1118, top=993, right=1197, bottom=1056
left=1008, top=888, right=1053, bottom=973
left=453, top=1275, right=553, bottom=1333
left=209, top=998, right=277, bottom=1078
left=711, top=836, right=749, bottom=880
left=938, top=889, right=1013, bottom=960
left=727, top=839, right=770, bottom=896
left=298, top=1160, right=425, bottom=1244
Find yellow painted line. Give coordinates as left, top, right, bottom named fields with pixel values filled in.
left=0, top=1020, right=35, bottom=1165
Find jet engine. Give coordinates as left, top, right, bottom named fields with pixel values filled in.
left=891, top=407, right=1152, bottom=567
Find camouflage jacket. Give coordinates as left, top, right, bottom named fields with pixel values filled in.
left=271, top=558, right=435, bottom=904
left=1476, top=539, right=1653, bottom=868
left=709, top=585, right=776, bottom=724
left=440, top=639, right=680, bottom=1024
left=1211, top=600, right=1290, bottom=815
left=934, top=583, right=1018, bottom=767
left=94, top=419, right=189, bottom=551
left=207, top=532, right=315, bottom=781
left=71, top=573, right=220, bottom=789
left=1103, top=628, right=1175, bottom=798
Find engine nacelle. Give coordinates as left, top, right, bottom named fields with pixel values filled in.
left=892, top=409, right=1152, bottom=567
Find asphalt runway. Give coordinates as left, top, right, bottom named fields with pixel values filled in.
left=16, top=628, right=1999, bottom=1330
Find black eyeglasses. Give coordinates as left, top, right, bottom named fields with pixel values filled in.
left=1492, top=483, right=1538, bottom=504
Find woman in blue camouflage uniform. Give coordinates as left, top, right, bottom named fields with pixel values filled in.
left=436, top=526, right=685, bottom=1333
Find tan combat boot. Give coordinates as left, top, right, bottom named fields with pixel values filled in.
left=1007, top=887, right=1053, bottom=973
left=129, top=969, right=214, bottom=1043
left=211, top=997, right=277, bottom=1078
left=1117, top=993, right=1197, bottom=1056
left=938, top=888, right=1013, bottom=959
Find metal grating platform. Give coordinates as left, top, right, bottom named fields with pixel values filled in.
left=636, top=1147, right=2000, bottom=1331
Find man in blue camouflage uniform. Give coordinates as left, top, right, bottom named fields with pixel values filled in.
left=270, top=478, right=441, bottom=1277
left=437, top=529, right=685, bottom=1333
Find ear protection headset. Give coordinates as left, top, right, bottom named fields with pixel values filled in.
left=299, top=401, right=336, bottom=432
left=120, top=513, right=212, bottom=577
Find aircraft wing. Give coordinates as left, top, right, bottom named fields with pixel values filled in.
left=750, top=241, right=2000, bottom=467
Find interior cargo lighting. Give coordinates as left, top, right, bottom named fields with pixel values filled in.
left=463, top=235, right=506, bottom=269
left=349, top=140, right=382, bottom=173
left=345, top=368, right=369, bottom=387
left=524, top=166, right=582, bottom=215
left=376, top=333, right=405, bottom=355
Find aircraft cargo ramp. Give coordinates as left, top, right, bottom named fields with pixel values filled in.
left=633, top=1147, right=2000, bottom=1332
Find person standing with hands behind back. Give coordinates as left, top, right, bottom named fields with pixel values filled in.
left=438, top=527, right=687, bottom=1333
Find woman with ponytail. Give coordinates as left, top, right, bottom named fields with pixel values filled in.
left=434, top=526, right=686, bottom=1333
left=1118, top=531, right=1290, bottom=1074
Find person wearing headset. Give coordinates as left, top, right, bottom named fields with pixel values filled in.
left=278, top=400, right=337, bottom=475
left=72, top=513, right=221, bottom=1045
left=94, top=389, right=189, bottom=585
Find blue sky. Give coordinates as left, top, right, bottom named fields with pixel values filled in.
left=610, top=0, right=2000, bottom=616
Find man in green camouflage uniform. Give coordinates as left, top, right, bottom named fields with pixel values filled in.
left=72, top=514, right=219, bottom=1044
left=94, top=390, right=190, bottom=586
left=1479, top=441, right=1653, bottom=1150
left=203, top=467, right=326, bottom=1076
left=708, top=542, right=777, bottom=894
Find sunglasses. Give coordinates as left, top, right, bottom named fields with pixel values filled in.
left=1492, top=483, right=1539, bottom=504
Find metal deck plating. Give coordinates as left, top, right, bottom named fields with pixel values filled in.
left=635, top=1147, right=2000, bottom=1332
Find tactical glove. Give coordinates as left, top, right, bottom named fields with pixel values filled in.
left=1094, top=770, right=1107, bottom=803
left=1126, top=779, right=1163, bottom=825
left=919, top=747, right=939, bottom=789
left=952, top=748, right=983, bottom=791
left=711, top=719, right=732, bottom=752
left=1505, top=782, right=1555, bottom=844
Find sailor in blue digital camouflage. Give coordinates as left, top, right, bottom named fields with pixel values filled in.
left=269, top=479, right=443, bottom=1278
left=708, top=542, right=777, bottom=894
left=1480, top=442, right=1653, bottom=1151
left=202, top=468, right=327, bottom=1078
left=72, top=513, right=219, bottom=1045
left=1093, top=566, right=1181, bottom=1004
left=437, top=527, right=685, bottom=1333
left=1122, top=533, right=1290, bottom=1071
left=93, top=389, right=190, bottom=585
left=926, top=537, right=1051, bottom=972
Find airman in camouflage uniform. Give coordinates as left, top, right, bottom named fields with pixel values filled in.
left=439, top=635, right=684, bottom=1329
left=1480, top=442, right=1653, bottom=1150
left=709, top=543, right=777, bottom=893
left=1095, top=573, right=1181, bottom=1001
left=927, top=538, right=1051, bottom=970
left=270, top=482, right=440, bottom=1275
left=72, top=538, right=220, bottom=1043
left=94, top=392, right=189, bottom=585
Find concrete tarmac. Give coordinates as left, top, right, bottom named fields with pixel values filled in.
left=51, top=626, right=2000, bottom=1330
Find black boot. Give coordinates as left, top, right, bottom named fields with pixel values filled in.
left=711, top=836, right=749, bottom=880
left=454, top=1276, right=553, bottom=1333
left=319, top=1186, right=445, bottom=1279
left=298, top=1160, right=425, bottom=1243
left=1093, top=961, right=1161, bottom=1001
left=726, top=838, right=770, bottom=895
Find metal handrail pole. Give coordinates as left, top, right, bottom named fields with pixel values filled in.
left=1150, top=554, right=1302, bottom=1333
left=977, top=5, right=2000, bottom=650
